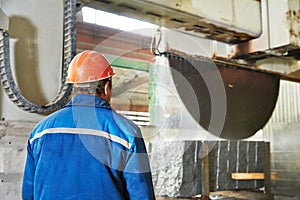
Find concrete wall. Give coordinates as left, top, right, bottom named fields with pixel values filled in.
left=0, top=121, right=34, bottom=200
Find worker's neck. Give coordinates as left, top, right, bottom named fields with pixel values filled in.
left=75, top=92, right=111, bottom=104
left=99, top=93, right=111, bottom=104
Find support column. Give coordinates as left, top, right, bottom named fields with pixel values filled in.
left=264, top=142, right=273, bottom=199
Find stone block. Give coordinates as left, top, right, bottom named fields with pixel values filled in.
left=150, top=140, right=267, bottom=198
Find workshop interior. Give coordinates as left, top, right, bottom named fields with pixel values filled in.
left=1, top=0, right=300, bottom=199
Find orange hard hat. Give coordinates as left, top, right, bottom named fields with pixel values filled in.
left=66, top=50, right=114, bottom=83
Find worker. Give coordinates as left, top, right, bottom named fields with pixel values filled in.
left=22, top=50, right=156, bottom=200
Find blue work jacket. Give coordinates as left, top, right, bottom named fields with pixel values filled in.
left=22, top=94, right=155, bottom=200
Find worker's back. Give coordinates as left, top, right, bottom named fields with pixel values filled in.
left=22, top=94, right=155, bottom=200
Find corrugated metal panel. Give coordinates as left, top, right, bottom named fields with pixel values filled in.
left=266, top=80, right=300, bottom=125
left=263, top=80, right=300, bottom=140
left=263, top=80, right=300, bottom=197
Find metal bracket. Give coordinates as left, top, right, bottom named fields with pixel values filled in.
left=150, top=28, right=165, bottom=56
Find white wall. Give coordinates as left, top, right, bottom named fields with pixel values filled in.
left=1, top=0, right=64, bottom=121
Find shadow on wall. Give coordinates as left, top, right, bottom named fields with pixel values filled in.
left=8, top=16, right=48, bottom=105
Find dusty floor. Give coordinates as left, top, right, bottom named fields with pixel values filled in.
left=156, top=190, right=300, bottom=200
left=274, top=195, right=300, bottom=200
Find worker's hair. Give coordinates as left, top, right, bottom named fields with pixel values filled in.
left=72, top=78, right=112, bottom=96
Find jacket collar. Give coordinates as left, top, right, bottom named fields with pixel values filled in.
left=65, top=94, right=111, bottom=109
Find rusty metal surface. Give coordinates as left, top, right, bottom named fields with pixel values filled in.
left=231, top=0, right=300, bottom=71
left=167, top=51, right=280, bottom=139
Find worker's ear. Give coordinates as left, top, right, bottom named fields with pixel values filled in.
left=104, top=81, right=111, bottom=96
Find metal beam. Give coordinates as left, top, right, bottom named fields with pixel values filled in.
left=81, top=0, right=262, bottom=44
